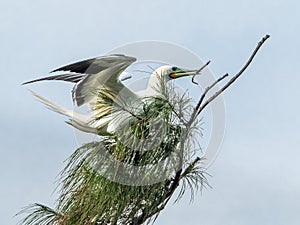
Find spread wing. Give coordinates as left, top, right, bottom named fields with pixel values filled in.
left=70, top=55, right=136, bottom=106
left=23, top=54, right=137, bottom=106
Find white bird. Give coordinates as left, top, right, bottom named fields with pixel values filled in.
left=23, top=54, right=198, bottom=136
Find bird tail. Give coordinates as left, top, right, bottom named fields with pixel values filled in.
left=29, top=90, right=98, bottom=134
left=66, top=119, right=98, bottom=134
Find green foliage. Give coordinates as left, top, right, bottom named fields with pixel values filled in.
left=19, top=80, right=209, bottom=225
left=17, top=204, right=62, bottom=225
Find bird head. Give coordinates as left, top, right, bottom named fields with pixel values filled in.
left=154, top=65, right=198, bottom=82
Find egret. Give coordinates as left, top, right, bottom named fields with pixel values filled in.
left=23, top=54, right=199, bottom=136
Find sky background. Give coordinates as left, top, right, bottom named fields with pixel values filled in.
left=1, top=0, right=299, bottom=224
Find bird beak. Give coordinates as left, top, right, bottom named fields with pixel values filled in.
left=170, top=68, right=199, bottom=79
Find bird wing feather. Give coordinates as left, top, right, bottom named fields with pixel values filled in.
left=68, top=55, right=136, bottom=106
left=23, top=54, right=136, bottom=106
left=22, top=73, right=85, bottom=85
left=23, top=54, right=138, bottom=135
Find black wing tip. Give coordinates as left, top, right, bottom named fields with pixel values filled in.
left=21, top=76, right=54, bottom=85
left=50, top=54, right=136, bottom=73
left=22, top=74, right=83, bottom=85
left=21, top=81, right=29, bottom=85
left=50, top=58, right=96, bottom=73
left=22, top=79, right=40, bottom=85
left=23, top=54, right=137, bottom=85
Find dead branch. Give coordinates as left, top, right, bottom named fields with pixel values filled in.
left=195, top=34, right=270, bottom=117
left=189, top=73, right=229, bottom=125
left=192, top=60, right=211, bottom=85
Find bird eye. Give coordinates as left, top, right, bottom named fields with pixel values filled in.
left=171, top=67, right=177, bottom=71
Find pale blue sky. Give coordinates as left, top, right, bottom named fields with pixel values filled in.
left=1, top=0, right=299, bottom=224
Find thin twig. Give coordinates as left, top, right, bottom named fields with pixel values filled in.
left=189, top=73, right=229, bottom=125
left=192, top=60, right=211, bottom=85
left=196, top=34, right=270, bottom=116
left=191, top=34, right=270, bottom=119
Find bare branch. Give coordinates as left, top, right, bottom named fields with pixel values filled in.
left=192, top=60, right=211, bottom=85
left=189, top=73, right=229, bottom=125
left=196, top=34, right=270, bottom=117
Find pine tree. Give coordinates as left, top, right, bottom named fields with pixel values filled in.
left=18, top=35, right=269, bottom=225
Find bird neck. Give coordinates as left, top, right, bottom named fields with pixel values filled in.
left=145, top=73, right=167, bottom=96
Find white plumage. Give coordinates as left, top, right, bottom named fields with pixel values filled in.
left=23, top=54, right=198, bottom=135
